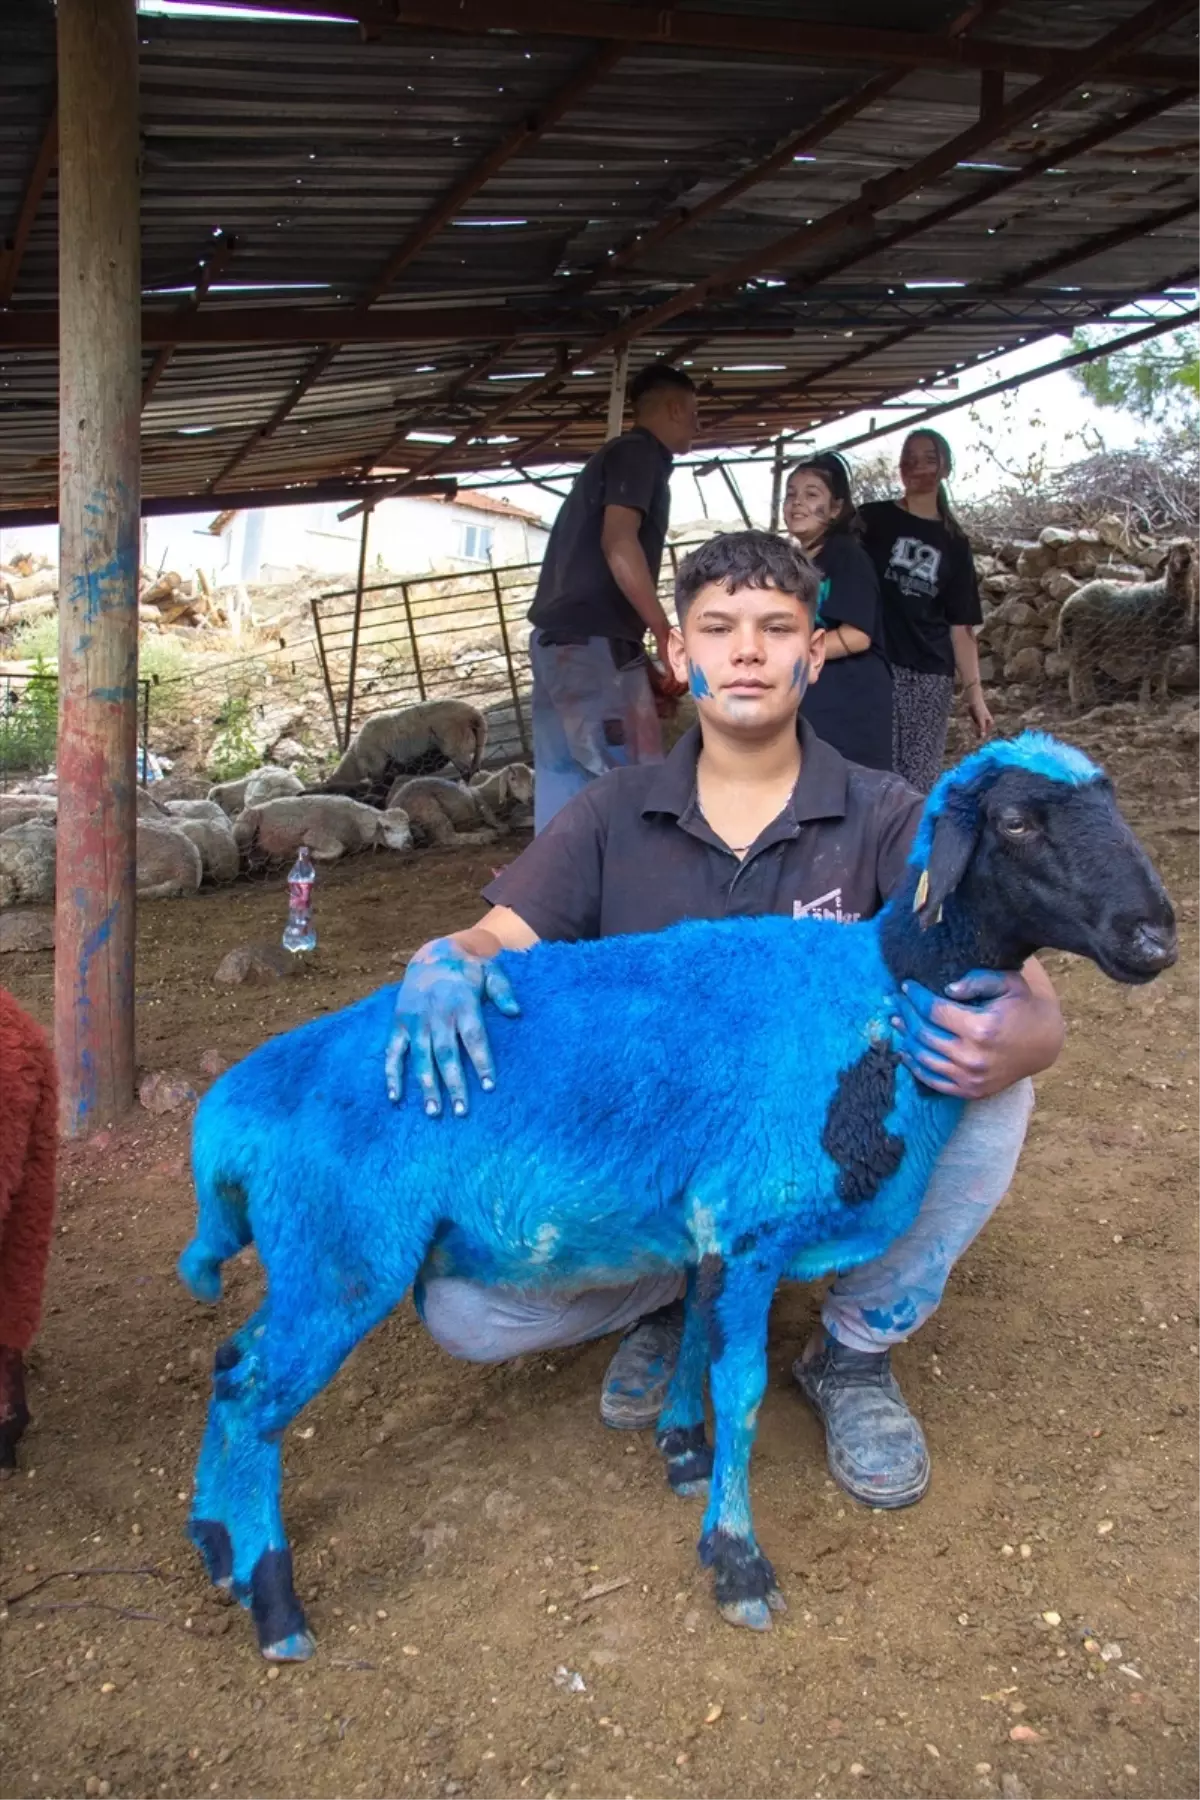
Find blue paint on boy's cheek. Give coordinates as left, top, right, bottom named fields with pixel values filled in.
left=688, top=661, right=712, bottom=700
left=791, top=659, right=809, bottom=699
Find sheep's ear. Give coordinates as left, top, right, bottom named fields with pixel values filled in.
left=916, top=808, right=977, bottom=928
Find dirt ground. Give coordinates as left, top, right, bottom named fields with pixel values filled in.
left=1, top=706, right=1197, bottom=1800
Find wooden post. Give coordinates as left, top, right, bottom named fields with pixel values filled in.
left=342, top=502, right=372, bottom=750
left=491, top=567, right=529, bottom=758
left=606, top=345, right=630, bottom=440
left=55, top=0, right=141, bottom=1137
left=769, top=436, right=785, bottom=532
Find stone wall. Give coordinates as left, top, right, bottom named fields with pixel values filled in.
left=973, top=515, right=1198, bottom=716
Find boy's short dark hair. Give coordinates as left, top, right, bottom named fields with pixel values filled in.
left=675, top=529, right=821, bottom=621
left=629, top=362, right=696, bottom=406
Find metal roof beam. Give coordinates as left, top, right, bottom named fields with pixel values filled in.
left=141, top=230, right=237, bottom=406
left=196, top=0, right=1196, bottom=90
left=830, top=307, right=1199, bottom=450
left=207, top=40, right=623, bottom=491
left=352, top=0, right=1002, bottom=470
left=0, top=474, right=456, bottom=532
left=706, top=72, right=1198, bottom=433
left=0, top=102, right=58, bottom=308
left=347, top=0, right=1195, bottom=509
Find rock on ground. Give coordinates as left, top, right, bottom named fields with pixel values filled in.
left=0, top=909, right=54, bottom=953
left=214, top=942, right=298, bottom=984
left=0, top=819, right=57, bottom=907
left=138, top=1070, right=198, bottom=1114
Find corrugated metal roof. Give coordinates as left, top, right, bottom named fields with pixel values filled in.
left=0, top=0, right=1195, bottom=512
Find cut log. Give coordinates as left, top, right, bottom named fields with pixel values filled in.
left=1, top=570, right=57, bottom=604
left=141, top=569, right=183, bottom=606
left=0, top=593, right=58, bottom=629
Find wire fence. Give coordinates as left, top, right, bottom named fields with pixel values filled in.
left=308, top=548, right=682, bottom=764
left=0, top=671, right=153, bottom=791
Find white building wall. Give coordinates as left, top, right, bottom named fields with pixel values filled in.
left=2, top=499, right=548, bottom=591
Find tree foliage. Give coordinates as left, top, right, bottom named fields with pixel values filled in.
left=1070, top=326, right=1199, bottom=423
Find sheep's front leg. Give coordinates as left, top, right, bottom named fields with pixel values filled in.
left=655, top=1270, right=712, bottom=1497
left=694, top=1256, right=785, bottom=1631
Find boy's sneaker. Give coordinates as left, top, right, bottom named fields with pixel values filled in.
left=793, top=1334, right=930, bottom=1508
left=599, top=1300, right=684, bottom=1430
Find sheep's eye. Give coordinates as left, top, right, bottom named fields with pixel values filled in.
left=998, top=812, right=1032, bottom=839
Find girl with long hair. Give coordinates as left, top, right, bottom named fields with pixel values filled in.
left=782, top=453, right=893, bottom=770
left=859, top=430, right=992, bottom=792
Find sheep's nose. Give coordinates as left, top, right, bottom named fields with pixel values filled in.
left=1132, top=920, right=1177, bottom=969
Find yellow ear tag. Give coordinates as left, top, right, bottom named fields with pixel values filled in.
left=913, top=868, right=930, bottom=913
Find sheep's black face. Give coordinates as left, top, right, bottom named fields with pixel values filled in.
left=961, top=770, right=1177, bottom=984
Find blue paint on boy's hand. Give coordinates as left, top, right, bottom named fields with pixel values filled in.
left=383, top=937, right=520, bottom=1116
left=688, top=661, right=712, bottom=700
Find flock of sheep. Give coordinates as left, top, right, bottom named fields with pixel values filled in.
left=0, top=699, right=533, bottom=909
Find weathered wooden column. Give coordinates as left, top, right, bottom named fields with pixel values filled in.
left=55, top=0, right=141, bottom=1136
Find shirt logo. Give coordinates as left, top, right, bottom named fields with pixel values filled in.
left=793, top=886, right=860, bottom=924
left=886, top=535, right=942, bottom=602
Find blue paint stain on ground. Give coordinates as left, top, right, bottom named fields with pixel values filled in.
left=688, top=662, right=712, bottom=699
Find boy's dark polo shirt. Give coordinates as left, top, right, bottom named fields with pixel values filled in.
left=483, top=721, right=924, bottom=941
left=527, top=426, right=673, bottom=643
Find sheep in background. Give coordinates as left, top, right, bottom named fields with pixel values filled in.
left=0, top=820, right=57, bottom=908
left=1058, top=539, right=1198, bottom=710
left=136, top=818, right=204, bottom=900
left=386, top=762, right=534, bottom=848
left=209, top=766, right=304, bottom=818
left=316, top=700, right=487, bottom=802
left=0, top=987, right=57, bottom=1474
left=163, top=798, right=230, bottom=826
left=179, top=734, right=1175, bottom=1661
left=174, top=814, right=240, bottom=886
left=233, top=794, right=412, bottom=865
left=0, top=795, right=56, bottom=832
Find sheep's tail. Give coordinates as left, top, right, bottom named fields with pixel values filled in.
left=178, top=1100, right=253, bottom=1303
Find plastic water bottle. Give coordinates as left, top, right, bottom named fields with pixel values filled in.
left=282, top=846, right=317, bottom=953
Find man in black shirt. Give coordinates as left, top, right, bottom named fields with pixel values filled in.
left=527, top=363, right=698, bottom=830
left=385, top=533, right=1064, bottom=1511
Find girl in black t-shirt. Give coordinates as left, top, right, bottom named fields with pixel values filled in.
left=782, top=454, right=893, bottom=771
left=859, top=430, right=992, bottom=793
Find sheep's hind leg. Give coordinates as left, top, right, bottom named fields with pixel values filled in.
left=190, top=1303, right=384, bottom=1661
left=655, top=1272, right=712, bottom=1497
left=695, top=1256, right=785, bottom=1631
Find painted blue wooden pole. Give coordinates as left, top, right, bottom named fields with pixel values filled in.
left=54, top=0, right=141, bottom=1136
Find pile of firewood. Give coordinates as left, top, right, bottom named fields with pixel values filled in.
left=0, top=556, right=228, bottom=634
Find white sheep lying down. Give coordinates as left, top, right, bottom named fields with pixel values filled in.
left=209, top=766, right=305, bottom=818
left=233, top=794, right=413, bottom=863
left=385, top=762, right=534, bottom=847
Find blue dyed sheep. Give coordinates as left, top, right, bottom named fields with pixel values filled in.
left=180, top=733, right=1175, bottom=1660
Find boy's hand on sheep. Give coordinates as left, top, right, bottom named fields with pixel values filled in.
left=385, top=937, right=520, bottom=1116
left=892, top=965, right=1064, bottom=1100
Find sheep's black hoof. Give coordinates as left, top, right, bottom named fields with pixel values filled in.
left=699, top=1528, right=786, bottom=1632
left=191, top=1517, right=235, bottom=1593
left=657, top=1423, right=712, bottom=1497
left=250, top=1548, right=313, bottom=1662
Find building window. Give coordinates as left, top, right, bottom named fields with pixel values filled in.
left=459, top=522, right=494, bottom=562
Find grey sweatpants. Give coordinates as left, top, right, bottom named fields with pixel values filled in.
left=417, top=1079, right=1035, bottom=1361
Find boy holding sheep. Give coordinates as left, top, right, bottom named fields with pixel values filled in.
left=384, top=531, right=1065, bottom=1510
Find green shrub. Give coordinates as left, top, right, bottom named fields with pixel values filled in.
left=0, top=656, right=58, bottom=774
left=206, top=693, right=261, bottom=781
